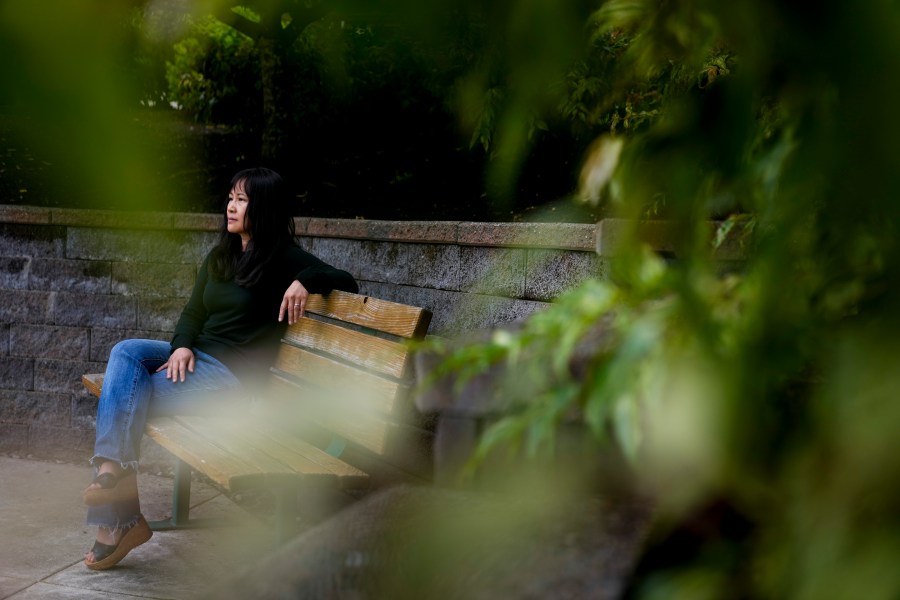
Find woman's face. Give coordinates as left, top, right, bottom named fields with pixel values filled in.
left=226, top=180, right=250, bottom=248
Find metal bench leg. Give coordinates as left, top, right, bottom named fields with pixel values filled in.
left=325, top=436, right=347, bottom=457
left=148, top=458, right=192, bottom=530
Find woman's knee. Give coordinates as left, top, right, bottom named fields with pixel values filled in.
left=110, top=339, right=168, bottom=362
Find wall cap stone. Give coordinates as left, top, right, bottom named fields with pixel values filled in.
left=305, top=217, right=370, bottom=239
left=3, top=207, right=600, bottom=251
left=457, top=222, right=595, bottom=250
left=3, top=205, right=746, bottom=257
left=172, top=213, right=220, bottom=231
left=3, top=206, right=597, bottom=250
left=51, top=208, right=174, bottom=230
left=0, top=205, right=51, bottom=224
left=366, top=220, right=460, bottom=244
left=304, top=217, right=597, bottom=250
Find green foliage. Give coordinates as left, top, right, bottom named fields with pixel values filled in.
left=166, top=16, right=259, bottom=125
left=419, top=0, right=900, bottom=596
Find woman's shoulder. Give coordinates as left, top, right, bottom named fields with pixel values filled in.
left=279, top=240, right=313, bottom=260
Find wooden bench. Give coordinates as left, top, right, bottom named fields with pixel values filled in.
left=82, top=290, right=433, bottom=542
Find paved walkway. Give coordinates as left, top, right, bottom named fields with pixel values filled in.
left=0, top=455, right=273, bottom=599
left=1, top=455, right=653, bottom=599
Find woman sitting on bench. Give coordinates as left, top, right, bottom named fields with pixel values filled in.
left=81, top=167, right=358, bottom=570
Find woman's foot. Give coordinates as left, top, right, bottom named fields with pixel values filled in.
left=84, top=515, right=152, bottom=570
left=83, top=462, right=137, bottom=506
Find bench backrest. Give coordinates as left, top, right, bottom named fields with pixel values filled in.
left=264, top=290, right=434, bottom=481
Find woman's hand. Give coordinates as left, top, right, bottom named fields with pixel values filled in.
left=279, top=280, right=309, bottom=325
left=157, top=347, right=195, bottom=383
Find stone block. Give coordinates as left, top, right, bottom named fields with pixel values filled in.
left=524, top=249, right=607, bottom=301
left=358, top=242, right=461, bottom=290
left=29, top=258, right=111, bottom=293
left=304, top=237, right=363, bottom=279
left=27, top=425, right=94, bottom=461
left=33, top=358, right=106, bottom=394
left=9, top=324, right=90, bottom=360
left=52, top=292, right=135, bottom=328
left=182, top=231, right=217, bottom=263
left=136, top=297, right=184, bottom=331
left=0, top=256, right=30, bottom=290
left=65, top=228, right=148, bottom=261
left=72, top=389, right=99, bottom=429
left=0, top=389, right=70, bottom=427
left=359, top=281, right=449, bottom=322
left=458, top=247, right=526, bottom=297
left=0, top=223, right=65, bottom=258
left=0, top=423, right=28, bottom=453
left=0, top=357, right=34, bottom=391
left=66, top=228, right=209, bottom=264
left=406, top=243, right=460, bottom=290
left=0, top=290, right=53, bottom=324
left=357, top=242, right=409, bottom=285
left=442, top=294, right=548, bottom=332
left=89, top=327, right=171, bottom=362
left=0, top=323, right=8, bottom=355
left=111, top=262, right=196, bottom=297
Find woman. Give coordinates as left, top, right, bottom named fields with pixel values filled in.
left=82, top=168, right=358, bottom=570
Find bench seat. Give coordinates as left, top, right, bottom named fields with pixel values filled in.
left=81, top=290, right=432, bottom=542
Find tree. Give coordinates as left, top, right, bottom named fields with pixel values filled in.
left=205, top=1, right=326, bottom=163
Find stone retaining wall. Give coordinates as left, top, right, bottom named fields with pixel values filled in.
left=0, top=205, right=615, bottom=461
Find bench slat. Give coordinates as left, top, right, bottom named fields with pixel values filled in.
left=212, top=418, right=351, bottom=480
left=261, top=380, right=434, bottom=479
left=246, top=421, right=369, bottom=490
left=145, top=417, right=264, bottom=490
left=266, top=375, right=389, bottom=455
left=284, top=317, right=412, bottom=379
left=272, top=344, right=405, bottom=418
left=82, top=373, right=103, bottom=397
left=306, top=291, right=432, bottom=339
left=173, top=416, right=338, bottom=489
left=265, top=375, right=433, bottom=460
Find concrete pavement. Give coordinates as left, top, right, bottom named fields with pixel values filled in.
left=1, top=455, right=654, bottom=599
left=0, top=455, right=274, bottom=599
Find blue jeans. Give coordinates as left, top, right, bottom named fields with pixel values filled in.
left=87, top=339, right=243, bottom=529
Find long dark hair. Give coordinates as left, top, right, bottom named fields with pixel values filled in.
left=208, top=168, right=296, bottom=286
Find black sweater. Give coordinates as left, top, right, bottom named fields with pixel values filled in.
left=170, top=243, right=358, bottom=383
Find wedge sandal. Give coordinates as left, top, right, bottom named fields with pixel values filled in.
left=82, top=470, right=137, bottom=506
left=84, top=515, right=153, bottom=571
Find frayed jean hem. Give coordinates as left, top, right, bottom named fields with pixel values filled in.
left=88, top=455, right=139, bottom=472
